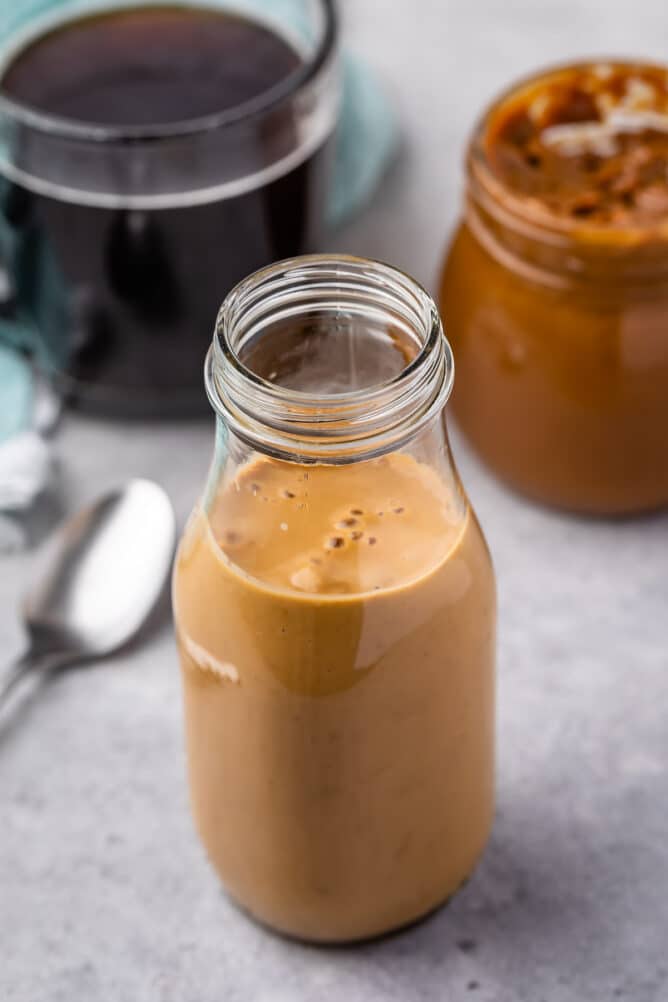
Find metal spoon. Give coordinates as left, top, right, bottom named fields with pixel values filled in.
left=1, top=479, right=176, bottom=710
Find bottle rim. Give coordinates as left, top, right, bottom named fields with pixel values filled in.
left=206, top=254, right=454, bottom=464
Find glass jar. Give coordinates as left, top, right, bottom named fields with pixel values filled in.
left=439, top=61, right=668, bottom=514
left=0, top=0, right=339, bottom=415
left=172, top=255, right=496, bottom=943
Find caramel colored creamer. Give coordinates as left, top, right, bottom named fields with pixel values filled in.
left=173, top=452, right=495, bottom=942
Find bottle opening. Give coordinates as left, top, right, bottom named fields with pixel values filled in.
left=206, top=255, right=453, bottom=463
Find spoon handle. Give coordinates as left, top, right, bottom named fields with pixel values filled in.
left=0, top=655, right=33, bottom=707
left=0, top=651, right=65, bottom=711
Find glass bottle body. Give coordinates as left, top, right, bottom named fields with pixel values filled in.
left=173, top=256, right=496, bottom=942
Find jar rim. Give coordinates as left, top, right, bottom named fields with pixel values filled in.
left=0, top=0, right=338, bottom=143
left=468, top=58, right=668, bottom=247
left=206, top=254, right=454, bottom=464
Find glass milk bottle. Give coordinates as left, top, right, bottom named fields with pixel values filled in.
left=173, top=255, right=496, bottom=942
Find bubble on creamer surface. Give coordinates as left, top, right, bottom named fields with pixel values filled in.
left=290, top=565, right=321, bottom=593
left=289, top=562, right=353, bottom=595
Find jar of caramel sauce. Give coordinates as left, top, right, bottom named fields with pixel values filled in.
left=439, top=62, right=668, bottom=514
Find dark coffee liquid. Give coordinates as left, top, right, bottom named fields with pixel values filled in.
left=0, top=6, right=333, bottom=414
left=1, top=7, right=301, bottom=125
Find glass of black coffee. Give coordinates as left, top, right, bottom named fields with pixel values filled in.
left=0, top=1, right=339, bottom=414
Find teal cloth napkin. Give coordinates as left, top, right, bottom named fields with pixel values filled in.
left=0, top=0, right=398, bottom=443
left=0, top=346, right=32, bottom=438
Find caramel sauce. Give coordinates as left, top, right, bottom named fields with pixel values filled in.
left=486, top=63, right=668, bottom=228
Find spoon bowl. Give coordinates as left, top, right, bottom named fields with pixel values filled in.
left=2, top=479, right=176, bottom=708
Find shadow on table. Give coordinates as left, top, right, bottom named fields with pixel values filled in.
left=273, top=792, right=612, bottom=1000
left=331, top=794, right=613, bottom=996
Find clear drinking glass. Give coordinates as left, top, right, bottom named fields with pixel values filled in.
left=0, top=0, right=340, bottom=414
left=173, top=255, right=496, bottom=942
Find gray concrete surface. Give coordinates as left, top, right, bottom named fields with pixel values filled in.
left=2, top=2, right=668, bottom=999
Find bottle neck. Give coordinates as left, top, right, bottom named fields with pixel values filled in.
left=205, top=255, right=454, bottom=464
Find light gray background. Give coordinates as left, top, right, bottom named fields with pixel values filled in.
left=2, top=2, right=668, bottom=1000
